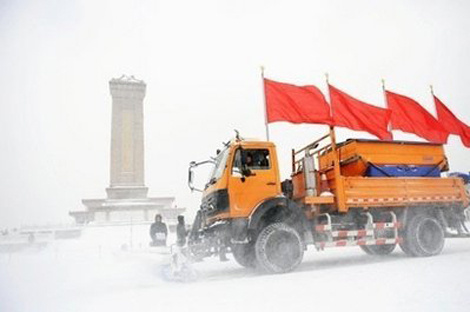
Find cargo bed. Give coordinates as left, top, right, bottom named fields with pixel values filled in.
left=318, top=139, right=448, bottom=177
left=291, top=130, right=469, bottom=214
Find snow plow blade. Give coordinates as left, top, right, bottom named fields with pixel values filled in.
left=161, top=245, right=198, bottom=282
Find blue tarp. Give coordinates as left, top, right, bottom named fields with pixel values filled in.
left=449, top=172, right=470, bottom=184
left=366, top=165, right=441, bottom=177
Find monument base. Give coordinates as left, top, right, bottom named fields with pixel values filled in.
left=106, top=186, right=148, bottom=199
left=70, top=196, right=185, bottom=226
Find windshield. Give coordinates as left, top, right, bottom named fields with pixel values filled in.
left=206, top=147, right=230, bottom=187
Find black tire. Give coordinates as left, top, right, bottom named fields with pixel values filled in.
left=255, top=222, right=304, bottom=274
left=401, top=214, right=445, bottom=257
left=360, top=244, right=396, bottom=255
left=399, top=238, right=416, bottom=256
left=360, top=245, right=374, bottom=255
left=231, top=243, right=257, bottom=268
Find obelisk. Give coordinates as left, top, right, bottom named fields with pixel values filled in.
left=72, top=75, right=185, bottom=225
left=107, top=75, right=148, bottom=199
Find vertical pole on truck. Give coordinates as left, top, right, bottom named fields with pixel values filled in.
left=325, top=73, right=332, bottom=117
left=292, top=149, right=296, bottom=173
left=329, top=126, right=347, bottom=212
left=324, top=73, right=347, bottom=212
left=381, top=79, right=392, bottom=135
left=381, top=79, right=388, bottom=109
left=260, top=66, right=270, bottom=141
left=381, top=79, right=387, bottom=104
left=429, top=85, right=438, bottom=117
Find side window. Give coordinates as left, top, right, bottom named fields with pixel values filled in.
left=245, top=149, right=270, bottom=170
left=231, top=148, right=271, bottom=176
left=232, top=149, right=242, bottom=175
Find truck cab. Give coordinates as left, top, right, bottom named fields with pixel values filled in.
left=190, top=139, right=282, bottom=224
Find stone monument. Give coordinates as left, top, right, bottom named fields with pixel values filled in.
left=70, top=75, right=185, bottom=225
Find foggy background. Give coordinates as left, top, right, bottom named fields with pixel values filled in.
left=1, top=0, right=469, bottom=228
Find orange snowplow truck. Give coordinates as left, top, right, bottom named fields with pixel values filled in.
left=187, top=128, right=470, bottom=273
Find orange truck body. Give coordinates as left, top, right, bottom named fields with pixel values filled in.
left=188, top=128, right=470, bottom=273
left=291, top=131, right=469, bottom=216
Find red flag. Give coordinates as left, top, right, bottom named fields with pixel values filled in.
left=264, top=78, right=332, bottom=125
left=462, top=127, right=470, bottom=147
left=329, top=85, right=392, bottom=140
left=434, top=95, right=470, bottom=147
left=386, top=91, right=449, bottom=143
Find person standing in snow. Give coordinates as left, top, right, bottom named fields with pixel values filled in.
left=150, top=214, right=168, bottom=246
left=176, top=215, right=188, bottom=247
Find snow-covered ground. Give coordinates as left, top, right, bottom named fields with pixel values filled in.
left=1, top=224, right=470, bottom=312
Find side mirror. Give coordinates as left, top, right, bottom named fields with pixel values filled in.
left=188, top=164, right=195, bottom=192
left=188, top=159, right=216, bottom=192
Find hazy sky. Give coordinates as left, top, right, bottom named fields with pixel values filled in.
left=1, top=0, right=469, bottom=228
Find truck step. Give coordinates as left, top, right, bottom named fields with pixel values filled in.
left=330, top=229, right=374, bottom=238
left=315, top=237, right=403, bottom=249
left=315, top=221, right=401, bottom=232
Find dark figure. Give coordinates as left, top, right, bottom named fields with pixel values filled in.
left=150, top=214, right=168, bottom=246
left=176, top=215, right=187, bottom=247
left=28, top=232, right=35, bottom=244
left=245, top=153, right=254, bottom=167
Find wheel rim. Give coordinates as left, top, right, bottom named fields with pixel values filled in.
left=265, top=230, right=301, bottom=270
left=417, top=219, right=443, bottom=254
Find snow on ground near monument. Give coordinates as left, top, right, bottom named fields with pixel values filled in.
left=1, top=224, right=470, bottom=312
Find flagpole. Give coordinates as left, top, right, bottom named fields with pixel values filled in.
left=324, top=72, right=337, bottom=144
left=324, top=72, right=334, bottom=132
left=325, top=72, right=330, bottom=105
left=381, top=79, right=392, bottom=136
left=324, top=72, right=334, bottom=119
left=381, top=79, right=388, bottom=108
left=429, top=84, right=439, bottom=118
left=323, top=73, right=346, bottom=211
left=260, top=66, right=270, bottom=141
left=430, top=85, right=436, bottom=113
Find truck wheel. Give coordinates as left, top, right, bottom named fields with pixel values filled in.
left=360, top=244, right=396, bottom=255
left=255, top=222, right=304, bottom=274
left=401, top=214, right=445, bottom=257
left=398, top=239, right=415, bottom=256
left=231, top=243, right=257, bottom=268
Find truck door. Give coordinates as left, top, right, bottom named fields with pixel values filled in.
left=228, top=147, right=280, bottom=218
